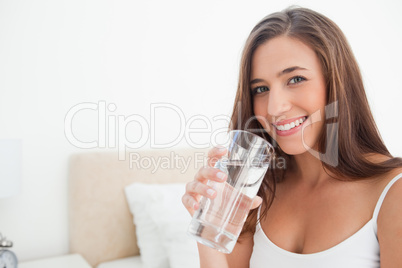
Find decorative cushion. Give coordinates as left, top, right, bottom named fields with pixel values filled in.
left=125, top=183, right=200, bottom=268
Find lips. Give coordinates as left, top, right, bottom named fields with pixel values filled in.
left=272, top=116, right=308, bottom=136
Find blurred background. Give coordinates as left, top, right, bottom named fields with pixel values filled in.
left=0, top=0, right=401, bottom=262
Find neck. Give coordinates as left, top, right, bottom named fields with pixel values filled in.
left=288, top=151, right=333, bottom=187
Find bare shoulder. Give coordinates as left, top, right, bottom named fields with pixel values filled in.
left=377, top=167, right=402, bottom=266
left=364, top=154, right=402, bottom=195
left=376, top=167, right=402, bottom=195
left=376, top=167, right=402, bottom=208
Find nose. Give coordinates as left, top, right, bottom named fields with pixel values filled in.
left=267, top=87, right=292, bottom=117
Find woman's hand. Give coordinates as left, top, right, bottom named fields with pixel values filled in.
left=182, top=146, right=228, bottom=216
left=182, top=147, right=263, bottom=216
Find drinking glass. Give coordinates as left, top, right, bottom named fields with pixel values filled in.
left=187, top=130, right=274, bottom=253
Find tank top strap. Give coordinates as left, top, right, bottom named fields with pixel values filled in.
left=372, top=173, right=402, bottom=234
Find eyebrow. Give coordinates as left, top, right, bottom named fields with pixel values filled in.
left=279, top=66, right=307, bottom=76
left=250, top=66, right=308, bottom=85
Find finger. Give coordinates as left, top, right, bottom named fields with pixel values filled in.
left=251, top=196, right=262, bottom=210
left=186, top=180, right=217, bottom=199
left=207, top=146, right=227, bottom=167
left=182, top=193, right=198, bottom=216
left=182, top=184, right=217, bottom=217
left=194, top=166, right=227, bottom=184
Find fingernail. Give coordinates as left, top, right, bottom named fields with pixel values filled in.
left=217, top=147, right=226, bottom=151
left=193, top=202, right=198, bottom=210
left=216, top=172, right=226, bottom=180
left=207, top=189, right=216, bottom=197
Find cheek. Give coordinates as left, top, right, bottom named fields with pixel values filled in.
left=253, top=97, right=268, bottom=117
left=313, top=81, right=327, bottom=106
left=253, top=98, right=273, bottom=132
left=302, top=86, right=326, bottom=112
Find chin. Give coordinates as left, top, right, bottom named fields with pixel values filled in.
left=278, top=143, right=309, bottom=156
left=273, top=136, right=318, bottom=156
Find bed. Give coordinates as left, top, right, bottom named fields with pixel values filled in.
left=68, top=148, right=208, bottom=267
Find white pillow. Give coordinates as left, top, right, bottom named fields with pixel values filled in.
left=125, top=183, right=200, bottom=268
left=124, top=183, right=169, bottom=268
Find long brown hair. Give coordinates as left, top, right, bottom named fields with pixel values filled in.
left=231, top=6, right=402, bottom=235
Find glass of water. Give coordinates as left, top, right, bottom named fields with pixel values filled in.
left=187, top=130, right=274, bottom=253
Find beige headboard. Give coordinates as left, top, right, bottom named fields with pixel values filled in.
left=68, top=148, right=208, bottom=267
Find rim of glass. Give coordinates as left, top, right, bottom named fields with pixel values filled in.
left=229, top=129, right=274, bottom=150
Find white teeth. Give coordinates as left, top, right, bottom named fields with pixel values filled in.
left=275, top=117, right=307, bottom=131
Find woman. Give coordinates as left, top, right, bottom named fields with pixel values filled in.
left=182, top=7, right=402, bottom=267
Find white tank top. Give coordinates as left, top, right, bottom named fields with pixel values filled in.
left=250, top=173, right=402, bottom=268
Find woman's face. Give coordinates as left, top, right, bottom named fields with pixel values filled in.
left=251, top=36, right=327, bottom=155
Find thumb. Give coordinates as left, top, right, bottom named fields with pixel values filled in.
left=251, top=195, right=262, bottom=210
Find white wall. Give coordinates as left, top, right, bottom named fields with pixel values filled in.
left=0, top=0, right=401, bottom=262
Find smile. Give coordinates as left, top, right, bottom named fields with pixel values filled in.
left=273, top=116, right=307, bottom=131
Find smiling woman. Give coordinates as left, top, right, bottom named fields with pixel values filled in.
left=251, top=36, right=327, bottom=155
left=182, top=6, right=402, bottom=268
